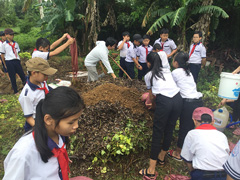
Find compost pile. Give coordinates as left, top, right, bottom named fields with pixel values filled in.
left=72, top=79, right=153, bottom=159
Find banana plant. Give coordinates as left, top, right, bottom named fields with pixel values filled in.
left=142, top=0, right=229, bottom=51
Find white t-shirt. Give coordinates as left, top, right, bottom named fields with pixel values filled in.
left=157, top=51, right=170, bottom=69
left=117, top=40, right=133, bottom=57
left=0, top=40, right=20, bottom=60
left=125, top=45, right=140, bottom=63
left=0, top=40, right=3, bottom=55
left=32, top=50, right=49, bottom=60
left=223, top=140, right=240, bottom=179
left=18, top=78, right=49, bottom=119
left=188, top=42, right=206, bottom=64
left=154, top=38, right=177, bottom=56
left=3, top=133, right=65, bottom=180
left=84, top=41, right=113, bottom=74
left=138, top=45, right=153, bottom=63
left=181, top=124, right=230, bottom=171
left=172, top=68, right=202, bottom=99
left=144, top=68, right=180, bottom=97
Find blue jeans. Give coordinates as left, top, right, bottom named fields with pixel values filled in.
left=191, top=169, right=226, bottom=180
left=189, top=63, right=201, bottom=83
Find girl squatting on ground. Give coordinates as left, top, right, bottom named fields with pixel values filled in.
left=3, top=87, right=87, bottom=180
left=139, top=52, right=183, bottom=180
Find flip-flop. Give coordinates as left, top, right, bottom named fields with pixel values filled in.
left=167, top=150, right=183, bottom=161
left=157, top=158, right=165, bottom=166
left=139, top=168, right=158, bottom=180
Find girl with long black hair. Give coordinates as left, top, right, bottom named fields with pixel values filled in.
left=3, top=87, right=85, bottom=180
left=167, top=52, right=203, bottom=161
left=139, top=52, right=182, bottom=180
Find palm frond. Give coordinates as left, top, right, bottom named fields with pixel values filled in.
left=147, top=11, right=174, bottom=35
left=185, top=0, right=200, bottom=7
left=142, top=1, right=156, bottom=27
left=151, top=8, right=173, bottom=18
left=192, top=5, right=229, bottom=18
left=171, top=7, right=187, bottom=26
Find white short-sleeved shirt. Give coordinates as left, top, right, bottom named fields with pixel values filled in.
left=223, top=140, right=240, bottom=179
left=3, top=133, right=65, bottom=180
left=144, top=68, right=180, bottom=97
left=138, top=45, right=153, bottom=63
left=157, top=51, right=170, bottom=69
left=0, top=40, right=3, bottom=55
left=188, top=42, right=206, bottom=64
left=117, top=40, right=133, bottom=58
left=172, top=68, right=202, bottom=99
left=125, top=45, right=140, bottom=63
left=181, top=124, right=230, bottom=171
left=0, top=40, right=20, bottom=60
left=154, top=38, right=177, bottom=56
left=32, top=50, right=49, bottom=60
left=18, top=78, right=50, bottom=119
left=84, top=41, right=113, bottom=74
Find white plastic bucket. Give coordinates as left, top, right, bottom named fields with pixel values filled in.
left=218, top=72, right=240, bottom=100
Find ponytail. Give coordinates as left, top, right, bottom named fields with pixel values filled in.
left=34, top=99, right=53, bottom=163
left=147, top=52, right=165, bottom=86
left=174, top=51, right=190, bottom=76
left=33, top=87, right=85, bottom=163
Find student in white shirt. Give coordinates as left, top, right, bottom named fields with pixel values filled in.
left=0, top=31, right=8, bottom=77
left=138, top=35, right=153, bottom=80
left=167, top=52, right=203, bottom=161
left=84, top=37, right=117, bottom=82
left=32, top=34, right=74, bottom=60
left=223, top=140, right=240, bottom=180
left=19, top=58, right=57, bottom=132
left=125, top=34, right=143, bottom=79
left=181, top=107, right=229, bottom=180
left=3, top=87, right=85, bottom=180
left=188, top=31, right=206, bottom=83
left=117, top=31, right=133, bottom=78
left=0, top=28, right=26, bottom=94
left=139, top=52, right=182, bottom=179
left=153, top=28, right=177, bottom=60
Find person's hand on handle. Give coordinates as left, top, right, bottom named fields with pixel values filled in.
left=62, top=33, right=69, bottom=40
left=111, top=73, right=117, bottom=79
left=218, top=98, right=227, bottom=108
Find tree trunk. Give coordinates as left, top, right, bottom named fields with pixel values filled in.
left=190, top=0, right=213, bottom=45
left=38, top=0, right=44, bottom=19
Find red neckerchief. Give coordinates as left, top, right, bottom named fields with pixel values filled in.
left=161, top=42, right=164, bottom=49
left=144, top=46, right=148, bottom=62
left=195, top=123, right=217, bottom=130
left=8, top=42, right=18, bottom=58
left=125, top=42, right=130, bottom=48
left=189, top=42, right=201, bottom=58
left=37, top=82, right=49, bottom=94
left=32, top=132, right=70, bottom=180
left=33, top=48, right=37, bottom=51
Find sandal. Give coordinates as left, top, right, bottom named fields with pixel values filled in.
left=157, top=158, right=165, bottom=166
left=167, top=150, right=182, bottom=161
left=139, top=168, right=158, bottom=180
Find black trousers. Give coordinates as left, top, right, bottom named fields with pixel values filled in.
left=227, top=94, right=240, bottom=122
left=125, top=61, right=135, bottom=79
left=138, top=62, right=148, bottom=80
left=119, top=57, right=127, bottom=77
left=150, top=92, right=183, bottom=160
left=5, top=60, right=26, bottom=93
left=189, top=63, right=201, bottom=83
left=177, top=98, right=203, bottom=148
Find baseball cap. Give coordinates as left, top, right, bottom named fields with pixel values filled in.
left=26, top=58, right=57, bottom=76
left=192, top=107, right=214, bottom=122
left=0, top=31, right=5, bottom=36
left=133, top=34, right=143, bottom=43
left=4, top=28, right=14, bottom=35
